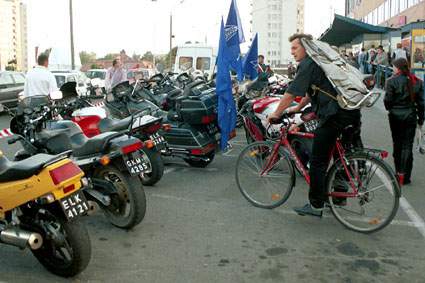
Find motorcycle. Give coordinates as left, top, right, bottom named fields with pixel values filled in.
left=102, top=79, right=225, bottom=168
left=0, top=151, right=91, bottom=277
left=55, top=82, right=166, bottom=186
left=9, top=92, right=147, bottom=229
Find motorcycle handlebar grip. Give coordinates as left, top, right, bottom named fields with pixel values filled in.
left=7, top=136, right=20, bottom=144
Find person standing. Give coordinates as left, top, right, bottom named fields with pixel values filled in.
left=105, top=57, right=127, bottom=91
left=257, top=55, right=273, bottom=81
left=392, top=43, right=407, bottom=61
left=358, top=48, right=368, bottom=74
left=23, top=53, right=58, bottom=97
left=374, top=46, right=389, bottom=66
left=367, top=45, right=376, bottom=74
left=384, top=58, right=424, bottom=185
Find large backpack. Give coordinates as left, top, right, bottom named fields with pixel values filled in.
left=301, top=38, right=377, bottom=110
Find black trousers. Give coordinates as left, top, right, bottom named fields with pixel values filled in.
left=309, top=114, right=361, bottom=208
left=388, top=114, right=416, bottom=182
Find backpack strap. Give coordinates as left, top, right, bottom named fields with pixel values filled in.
left=311, top=85, right=338, bottom=101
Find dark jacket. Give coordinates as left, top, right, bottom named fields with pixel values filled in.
left=384, top=73, right=425, bottom=125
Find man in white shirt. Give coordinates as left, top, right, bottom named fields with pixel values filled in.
left=392, top=43, right=408, bottom=61
left=23, top=53, right=58, bottom=97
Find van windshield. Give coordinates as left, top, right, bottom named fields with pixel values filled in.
left=87, top=71, right=106, bottom=80
left=179, top=57, right=193, bottom=70
left=196, top=57, right=211, bottom=71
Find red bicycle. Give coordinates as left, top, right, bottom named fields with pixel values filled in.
left=235, top=112, right=400, bottom=233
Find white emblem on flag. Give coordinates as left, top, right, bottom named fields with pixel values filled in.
left=225, top=25, right=238, bottom=42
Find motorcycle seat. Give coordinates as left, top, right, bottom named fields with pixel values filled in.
left=98, top=116, right=132, bottom=133
left=70, top=132, right=120, bottom=157
left=0, top=153, right=60, bottom=183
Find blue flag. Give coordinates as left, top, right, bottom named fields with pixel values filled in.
left=216, top=18, right=237, bottom=150
left=225, top=0, right=244, bottom=81
left=242, top=33, right=258, bottom=80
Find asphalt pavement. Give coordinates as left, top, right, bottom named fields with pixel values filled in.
left=0, top=97, right=424, bottom=283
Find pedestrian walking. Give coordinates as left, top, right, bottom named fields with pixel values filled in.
left=384, top=58, right=424, bottom=185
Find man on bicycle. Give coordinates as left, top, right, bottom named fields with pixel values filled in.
left=268, top=33, right=361, bottom=217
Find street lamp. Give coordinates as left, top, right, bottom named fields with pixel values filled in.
left=152, top=0, right=185, bottom=70
left=69, top=0, right=75, bottom=70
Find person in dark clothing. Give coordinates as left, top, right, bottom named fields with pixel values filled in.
left=257, top=55, right=273, bottom=81
left=384, top=58, right=424, bottom=185
left=268, top=33, right=361, bottom=217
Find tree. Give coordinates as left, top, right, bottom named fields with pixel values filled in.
left=132, top=53, right=140, bottom=61
left=102, top=53, right=116, bottom=60
left=141, top=51, right=154, bottom=62
left=90, top=63, right=102, bottom=69
left=79, top=51, right=96, bottom=64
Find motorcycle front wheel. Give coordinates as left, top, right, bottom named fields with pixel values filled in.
left=95, top=165, right=146, bottom=229
left=32, top=219, right=91, bottom=277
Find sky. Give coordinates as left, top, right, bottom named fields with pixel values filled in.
left=24, top=0, right=345, bottom=66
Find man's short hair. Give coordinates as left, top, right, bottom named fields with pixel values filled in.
left=112, top=59, right=119, bottom=66
left=288, top=33, right=313, bottom=43
left=37, top=53, right=49, bottom=65
left=258, top=55, right=264, bottom=59
left=361, top=48, right=365, bottom=51
left=396, top=43, right=402, bottom=48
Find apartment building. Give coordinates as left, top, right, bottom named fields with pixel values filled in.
left=251, top=0, right=305, bottom=67
left=0, top=0, right=28, bottom=71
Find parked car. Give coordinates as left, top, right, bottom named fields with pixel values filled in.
left=51, top=70, right=89, bottom=96
left=0, top=71, right=26, bottom=110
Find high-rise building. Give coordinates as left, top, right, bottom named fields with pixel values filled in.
left=251, top=0, right=305, bottom=67
left=345, top=0, right=424, bottom=27
left=0, top=0, right=28, bottom=71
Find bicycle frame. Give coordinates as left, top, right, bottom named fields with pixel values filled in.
left=260, top=123, right=362, bottom=199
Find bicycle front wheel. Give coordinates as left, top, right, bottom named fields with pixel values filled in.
left=326, top=153, right=400, bottom=233
left=235, top=141, right=295, bottom=209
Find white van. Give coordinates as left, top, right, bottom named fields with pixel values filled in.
left=173, top=43, right=217, bottom=77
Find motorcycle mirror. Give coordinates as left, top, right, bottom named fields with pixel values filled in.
left=50, top=90, right=63, bottom=100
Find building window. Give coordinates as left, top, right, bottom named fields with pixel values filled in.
left=385, top=0, right=391, bottom=20
left=378, top=3, right=385, bottom=23
left=400, top=0, right=407, bottom=11
left=390, top=0, right=399, bottom=17
left=373, top=8, right=378, bottom=25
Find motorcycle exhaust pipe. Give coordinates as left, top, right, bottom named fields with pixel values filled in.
left=0, top=228, right=43, bottom=250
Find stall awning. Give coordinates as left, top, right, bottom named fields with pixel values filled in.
left=319, top=14, right=393, bottom=46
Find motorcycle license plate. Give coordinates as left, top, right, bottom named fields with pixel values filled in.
left=124, top=151, right=150, bottom=175
left=60, top=191, right=90, bottom=221
left=150, top=133, right=166, bottom=147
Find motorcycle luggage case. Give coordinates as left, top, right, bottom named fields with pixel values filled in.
left=159, top=122, right=216, bottom=150
left=176, top=86, right=217, bottom=125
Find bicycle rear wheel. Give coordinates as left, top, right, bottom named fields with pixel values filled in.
left=326, top=153, right=400, bottom=233
left=235, top=141, right=295, bottom=209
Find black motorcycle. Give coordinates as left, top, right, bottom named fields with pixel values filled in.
left=102, top=79, right=221, bottom=168
left=9, top=95, right=147, bottom=229
left=55, top=82, right=165, bottom=186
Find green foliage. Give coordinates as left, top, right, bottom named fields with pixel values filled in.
left=79, top=51, right=97, bottom=64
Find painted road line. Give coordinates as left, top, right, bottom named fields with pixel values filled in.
left=399, top=196, right=425, bottom=238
